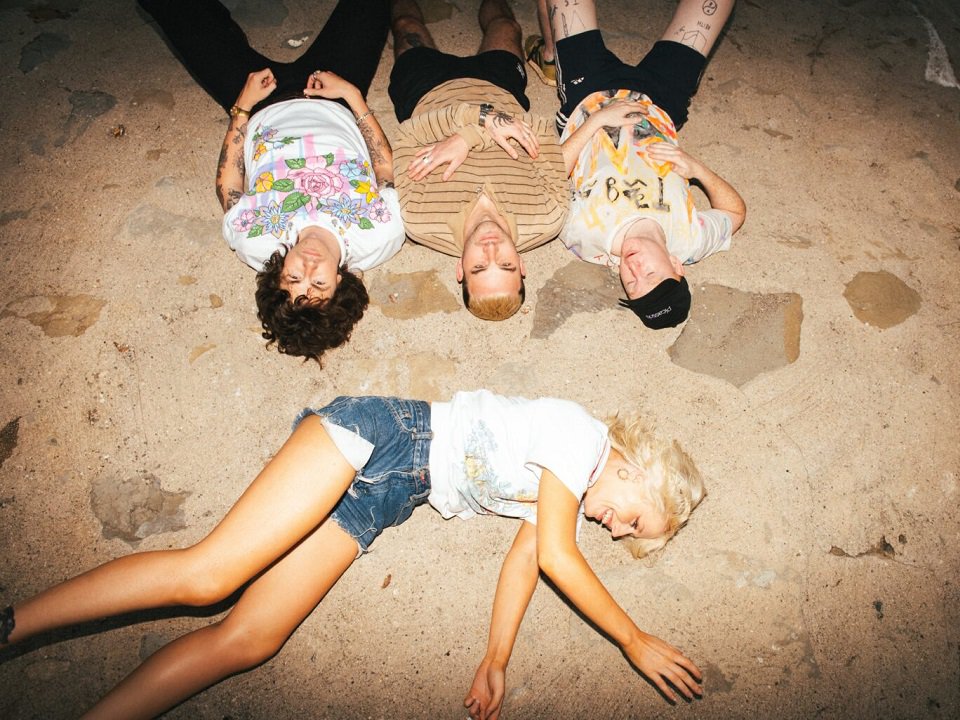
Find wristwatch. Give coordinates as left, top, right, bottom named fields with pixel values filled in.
left=478, top=103, right=494, bottom=126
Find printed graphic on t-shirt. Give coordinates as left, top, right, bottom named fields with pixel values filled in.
left=462, top=421, right=536, bottom=518
left=231, top=124, right=392, bottom=240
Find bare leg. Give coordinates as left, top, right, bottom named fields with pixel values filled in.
left=661, top=0, right=735, bottom=58
left=5, top=416, right=355, bottom=645
left=80, top=519, right=359, bottom=720
left=535, top=0, right=555, bottom=62
left=391, top=0, right=438, bottom=58
left=477, top=0, right=522, bottom=59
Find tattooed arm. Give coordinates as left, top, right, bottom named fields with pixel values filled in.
left=304, top=70, right=394, bottom=187
left=216, top=68, right=277, bottom=212
left=216, top=116, right=247, bottom=212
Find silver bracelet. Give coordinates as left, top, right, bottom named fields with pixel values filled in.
left=355, top=109, right=374, bottom=124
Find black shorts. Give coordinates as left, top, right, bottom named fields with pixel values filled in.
left=389, top=47, right=530, bottom=122
left=555, top=31, right=706, bottom=131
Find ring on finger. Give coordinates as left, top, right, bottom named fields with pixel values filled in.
left=421, top=155, right=431, bottom=163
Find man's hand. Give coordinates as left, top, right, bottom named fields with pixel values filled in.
left=483, top=110, right=540, bottom=160
left=621, top=631, right=703, bottom=703
left=591, top=99, right=649, bottom=129
left=464, top=657, right=506, bottom=720
left=236, top=68, right=277, bottom=111
left=645, top=142, right=701, bottom=179
left=407, top=134, right=469, bottom=181
left=303, top=70, right=361, bottom=105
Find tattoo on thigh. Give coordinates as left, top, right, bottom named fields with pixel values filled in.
left=403, top=32, right=425, bottom=48
left=550, top=0, right=585, bottom=39
left=702, top=0, right=718, bottom=16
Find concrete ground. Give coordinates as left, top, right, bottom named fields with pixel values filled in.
left=1, top=0, right=958, bottom=718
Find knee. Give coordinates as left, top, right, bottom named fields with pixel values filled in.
left=392, top=14, right=427, bottom=40
left=169, top=551, right=244, bottom=608
left=214, top=618, right=289, bottom=670
left=481, top=15, right=521, bottom=42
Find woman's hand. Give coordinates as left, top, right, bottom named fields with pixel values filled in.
left=303, top=70, right=361, bottom=105
left=483, top=110, right=540, bottom=160
left=645, top=142, right=702, bottom=179
left=621, top=631, right=703, bottom=703
left=591, top=99, right=649, bottom=129
left=464, top=657, right=506, bottom=720
left=407, top=134, right=469, bottom=181
left=235, top=68, right=277, bottom=111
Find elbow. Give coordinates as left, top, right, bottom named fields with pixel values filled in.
left=536, top=545, right=571, bottom=579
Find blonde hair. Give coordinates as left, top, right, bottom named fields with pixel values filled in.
left=604, top=414, right=706, bottom=559
left=465, top=293, right=523, bottom=321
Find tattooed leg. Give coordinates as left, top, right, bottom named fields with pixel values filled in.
left=661, top=0, right=735, bottom=58
left=391, top=0, right=437, bottom=58
left=545, top=0, right=598, bottom=43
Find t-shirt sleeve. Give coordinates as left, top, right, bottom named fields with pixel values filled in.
left=222, top=207, right=283, bottom=272
left=688, top=209, right=733, bottom=264
left=523, top=401, right=608, bottom=510
left=347, top=187, right=406, bottom=271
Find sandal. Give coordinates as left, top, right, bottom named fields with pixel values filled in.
left=524, top=35, right=557, bottom=87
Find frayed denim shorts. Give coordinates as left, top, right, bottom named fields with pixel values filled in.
left=294, top=396, right=432, bottom=554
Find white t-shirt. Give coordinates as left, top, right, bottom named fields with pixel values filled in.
left=222, top=99, right=404, bottom=272
left=428, top=390, right=610, bottom=527
left=560, top=90, right=732, bottom=269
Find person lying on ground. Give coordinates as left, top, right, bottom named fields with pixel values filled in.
left=390, top=0, right=568, bottom=321
left=533, top=0, right=746, bottom=330
left=139, top=0, right=403, bottom=362
left=1, top=390, right=704, bottom=718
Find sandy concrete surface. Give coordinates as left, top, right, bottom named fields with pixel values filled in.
left=1, top=0, right=959, bottom=718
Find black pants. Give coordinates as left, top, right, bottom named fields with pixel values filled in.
left=138, top=0, right=389, bottom=115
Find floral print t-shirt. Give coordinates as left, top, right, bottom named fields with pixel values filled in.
left=222, top=99, right=404, bottom=272
left=560, top=90, right=731, bottom=268
left=428, top=390, right=610, bottom=530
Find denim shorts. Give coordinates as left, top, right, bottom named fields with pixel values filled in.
left=555, top=32, right=706, bottom=131
left=295, top=396, right=432, bottom=553
left=389, top=47, right=530, bottom=122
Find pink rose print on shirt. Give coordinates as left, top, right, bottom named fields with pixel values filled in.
left=289, top=162, right=345, bottom=199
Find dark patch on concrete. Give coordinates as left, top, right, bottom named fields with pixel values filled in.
left=419, top=0, right=456, bottom=22
left=27, top=2, right=78, bottom=22
left=368, top=270, right=459, bottom=319
left=224, top=0, right=288, bottom=27
left=699, top=660, right=735, bottom=694
left=828, top=536, right=896, bottom=560
left=0, top=417, right=20, bottom=470
left=19, top=32, right=70, bottom=73
left=90, top=472, right=189, bottom=545
left=2, top=294, right=106, bottom=337
left=130, top=88, right=175, bottom=111
left=146, top=148, right=169, bottom=161
left=54, top=90, right=118, bottom=148
left=0, top=210, right=29, bottom=227
left=955, top=177, right=960, bottom=193
left=843, top=270, right=920, bottom=329
left=668, top=285, right=803, bottom=387
left=125, top=204, right=220, bottom=246
left=532, top=261, right=622, bottom=339
left=872, top=600, right=884, bottom=620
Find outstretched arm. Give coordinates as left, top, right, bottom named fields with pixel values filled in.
left=216, top=69, right=277, bottom=212
left=304, top=71, right=394, bottom=187
left=536, top=470, right=703, bottom=702
left=646, top=143, right=746, bottom=233
left=465, top=520, right=539, bottom=720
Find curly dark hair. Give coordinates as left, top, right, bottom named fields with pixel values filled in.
left=254, top=249, right=369, bottom=363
